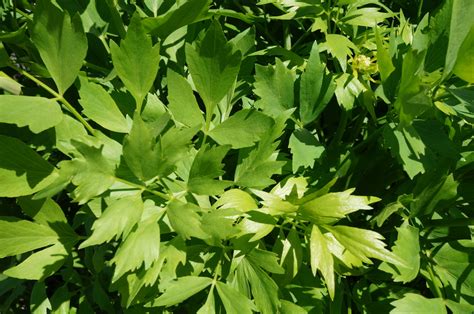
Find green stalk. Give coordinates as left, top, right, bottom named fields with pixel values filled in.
left=10, top=64, right=96, bottom=135
left=114, top=177, right=171, bottom=201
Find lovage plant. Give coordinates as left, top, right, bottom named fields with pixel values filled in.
left=0, top=0, right=473, bottom=313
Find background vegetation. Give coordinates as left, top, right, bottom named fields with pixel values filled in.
left=0, top=0, right=473, bottom=313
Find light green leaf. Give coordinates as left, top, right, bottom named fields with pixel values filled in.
left=325, top=225, right=404, bottom=266
left=79, top=194, right=144, bottom=248
left=197, top=290, right=216, bottom=314
left=453, top=26, right=474, bottom=83
left=209, top=109, right=274, bottom=149
left=253, top=59, right=295, bottom=117
left=432, top=240, right=474, bottom=303
left=19, top=197, right=68, bottom=226
left=30, top=282, right=51, bottom=314
left=186, top=21, right=241, bottom=114
left=69, top=142, right=116, bottom=204
left=143, top=0, right=211, bottom=38
left=188, top=145, right=232, bottom=195
left=341, top=7, right=392, bottom=27
left=383, top=124, right=425, bottom=179
left=299, top=41, right=335, bottom=125
left=310, top=225, right=335, bottom=299
left=31, top=0, right=87, bottom=95
left=150, top=276, right=213, bottom=307
left=0, top=96, right=62, bottom=133
left=375, top=27, right=395, bottom=82
left=0, top=71, right=22, bottom=95
left=299, top=188, right=380, bottom=224
left=0, top=135, right=58, bottom=197
left=289, top=128, right=325, bottom=172
left=321, top=34, right=357, bottom=72
left=240, top=258, right=280, bottom=314
left=167, top=68, right=203, bottom=127
left=0, top=219, right=58, bottom=258
left=390, top=293, right=446, bottom=314
left=247, top=249, right=285, bottom=274
left=216, top=281, right=257, bottom=314
left=123, top=114, right=197, bottom=181
left=110, top=13, right=160, bottom=108
left=3, top=243, right=68, bottom=280
left=112, top=211, right=161, bottom=281
left=445, top=0, right=474, bottom=77
left=379, top=224, right=420, bottom=283
left=235, top=111, right=290, bottom=189
left=166, top=200, right=208, bottom=240
left=78, top=77, right=129, bottom=133
left=279, top=300, right=307, bottom=314
left=273, top=228, right=303, bottom=283
left=215, top=189, right=257, bottom=212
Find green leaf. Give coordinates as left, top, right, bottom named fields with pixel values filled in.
left=209, top=109, right=274, bottom=149
left=188, top=144, right=232, bottom=195
left=279, top=300, right=307, bottom=314
left=31, top=0, right=87, bottom=95
left=299, top=41, right=335, bottom=125
left=0, top=135, right=58, bottom=197
left=78, top=77, right=129, bottom=133
left=444, top=0, right=474, bottom=77
left=69, top=141, right=117, bottom=204
left=0, top=96, right=62, bottom=133
left=111, top=211, right=161, bottom=281
left=341, top=7, right=392, bottom=27
left=215, top=189, right=258, bottom=212
left=3, top=242, right=68, bottom=280
left=310, top=225, right=335, bottom=299
left=299, top=188, right=380, bottom=224
left=166, top=200, right=208, bottom=240
left=395, top=49, right=431, bottom=125
left=324, top=225, right=404, bottom=266
left=110, top=13, right=160, bottom=108
left=379, top=224, right=420, bottom=283
left=167, top=68, right=203, bottom=127
left=390, top=293, right=446, bottom=314
left=432, top=240, right=474, bottom=303
left=383, top=124, right=425, bottom=179
left=216, top=281, right=257, bottom=314
left=143, top=0, right=211, bottom=38
left=320, top=34, right=357, bottom=72
left=273, top=228, right=303, bottom=284
left=453, top=26, right=474, bottom=83
left=375, top=27, right=395, bottom=82
left=19, top=197, right=68, bottom=226
left=240, top=258, right=280, bottom=314
left=79, top=194, right=144, bottom=248
left=30, top=282, right=51, bottom=314
left=186, top=21, right=241, bottom=114
left=0, top=219, right=58, bottom=258
left=289, top=128, right=325, bottom=172
left=235, top=111, right=290, bottom=189
left=123, top=114, right=197, bottom=181
left=150, top=276, right=213, bottom=307
left=253, top=59, right=295, bottom=117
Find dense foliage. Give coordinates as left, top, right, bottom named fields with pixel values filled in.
left=0, top=0, right=473, bottom=312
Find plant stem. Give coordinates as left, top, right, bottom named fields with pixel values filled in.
left=114, top=177, right=171, bottom=201
left=10, top=64, right=96, bottom=135
left=426, top=262, right=443, bottom=299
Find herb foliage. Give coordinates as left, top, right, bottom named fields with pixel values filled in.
left=0, top=0, right=473, bottom=313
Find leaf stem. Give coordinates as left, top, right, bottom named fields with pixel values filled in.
left=114, top=177, right=171, bottom=201
left=10, top=64, right=96, bottom=135
left=426, top=261, right=443, bottom=299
